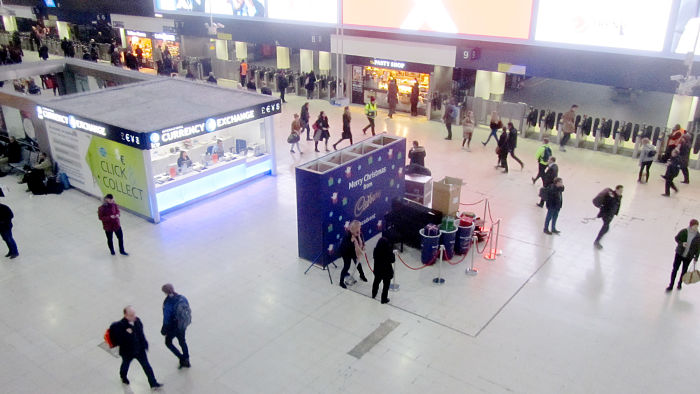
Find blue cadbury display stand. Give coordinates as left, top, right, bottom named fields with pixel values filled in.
left=296, top=134, right=406, bottom=271
left=419, top=228, right=440, bottom=264
left=440, top=222, right=458, bottom=260
left=455, top=222, right=475, bottom=255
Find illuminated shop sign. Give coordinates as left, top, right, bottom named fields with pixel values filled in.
left=154, top=33, right=176, bottom=41
left=37, top=106, right=107, bottom=137
left=37, top=106, right=148, bottom=150
left=150, top=101, right=281, bottom=148
left=370, top=59, right=406, bottom=69
left=126, top=30, right=147, bottom=37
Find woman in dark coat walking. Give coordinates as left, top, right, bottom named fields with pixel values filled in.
left=372, top=237, right=395, bottom=304
left=313, top=111, right=330, bottom=152
left=333, top=106, right=353, bottom=150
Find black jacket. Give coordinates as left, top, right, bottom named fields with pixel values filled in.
left=5, top=141, right=22, bottom=163
left=342, top=113, right=351, bottom=134
left=675, top=228, right=700, bottom=259
left=373, top=240, right=395, bottom=279
left=598, top=191, right=621, bottom=219
left=542, top=163, right=559, bottom=187
left=300, top=106, right=309, bottom=122
left=0, top=203, right=13, bottom=232
left=544, top=184, right=564, bottom=210
left=507, top=127, right=518, bottom=150
left=408, top=147, right=426, bottom=167
left=410, top=84, right=419, bottom=103
left=110, top=317, right=149, bottom=358
left=679, top=141, right=691, bottom=166
left=497, top=131, right=509, bottom=155
left=665, top=155, right=681, bottom=179
left=340, top=231, right=363, bottom=260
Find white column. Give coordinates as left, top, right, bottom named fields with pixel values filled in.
left=489, top=71, right=506, bottom=102
left=300, top=49, right=314, bottom=73
left=119, top=28, right=127, bottom=48
left=215, top=39, right=229, bottom=60
left=474, top=70, right=491, bottom=100
left=56, top=21, right=71, bottom=40
left=234, top=42, right=247, bottom=61
left=319, top=51, right=331, bottom=75
left=276, top=46, right=290, bottom=69
left=667, top=94, right=696, bottom=128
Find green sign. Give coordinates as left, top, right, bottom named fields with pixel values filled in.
left=85, top=136, right=151, bottom=217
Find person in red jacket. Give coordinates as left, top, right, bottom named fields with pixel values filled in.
left=98, top=194, right=128, bottom=256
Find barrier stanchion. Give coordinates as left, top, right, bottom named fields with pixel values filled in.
left=432, top=245, right=446, bottom=284
left=483, top=219, right=502, bottom=260
left=390, top=250, right=400, bottom=291
left=465, top=235, right=478, bottom=276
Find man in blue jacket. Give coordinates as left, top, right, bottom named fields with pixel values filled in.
left=161, top=283, right=191, bottom=368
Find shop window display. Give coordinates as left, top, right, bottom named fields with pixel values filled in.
left=356, top=66, right=430, bottom=115
left=150, top=119, right=268, bottom=186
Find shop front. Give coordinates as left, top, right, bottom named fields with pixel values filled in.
left=126, top=30, right=154, bottom=67
left=346, top=55, right=432, bottom=116
left=38, top=79, right=280, bottom=223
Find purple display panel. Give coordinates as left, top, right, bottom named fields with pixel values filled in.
left=296, top=135, right=406, bottom=266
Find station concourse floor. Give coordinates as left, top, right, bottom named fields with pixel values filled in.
left=1, top=70, right=700, bottom=393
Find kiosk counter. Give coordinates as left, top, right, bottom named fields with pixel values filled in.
left=39, top=79, right=281, bottom=223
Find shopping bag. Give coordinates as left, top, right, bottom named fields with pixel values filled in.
left=682, top=263, right=700, bottom=285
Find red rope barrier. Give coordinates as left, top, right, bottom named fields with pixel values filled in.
left=395, top=253, right=432, bottom=270
left=475, top=229, right=492, bottom=254
left=459, top=199, right=486, bottom=206
left=363, top=252, right=374, bottom=274
left=444, top=252, right=468, bottom=265
left=486, top=200, right=495, bottom=223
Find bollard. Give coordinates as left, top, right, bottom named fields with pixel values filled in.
left=390, top=250, right=400, bottom=291
left=465, top=235, right=479, bottom=276
left=432, top=245, right=446, bottom=284
left=483, top=219, right=502, bottom=260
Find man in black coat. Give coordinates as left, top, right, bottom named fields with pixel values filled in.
left=593, top=185, right=623, bottom=250
left=161, top=284, right=191, bottom=368
left=372, top=237, right=395, bottom=304
left=678, top=134, right=691, bottom=184
left=537, top=157, right=558, bottom=207
left=277, top=71, right=289, bottom=103
left=543, top=178, right=564, bottom=235
left=0, top=202, right=18, bottom=258
left=110, top=306, right=162, bottom=388
left=666, top=219, right=700, bottom=291
left=507, top=122, right=524, bottom=169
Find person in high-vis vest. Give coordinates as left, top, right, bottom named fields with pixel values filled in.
left=239, top=59, right=248, bottom=86
left=362, top=97, right=377, bottom=136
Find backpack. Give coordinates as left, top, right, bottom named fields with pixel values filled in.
left=646, top=149, right=656, bottom=159
left=105, top=321, right=121, bottom=348
left=175, top=296, right=192, bottom=331
left=542, top=146, right=552, bottom=162
left=592, top=188, right=611, bottom=208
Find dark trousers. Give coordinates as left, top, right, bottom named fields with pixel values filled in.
left=669, top=253, right=693, bottom=288
left=410, top=101, right=417, bottom=116
left=560, top=132, right=571, bottom=147
left=638, top=161, right=652, bottom=181
left=534, top=163, right=547, bottom=182
left=120, top=352, right=158, bottom=387
left=362, top=117, right=375, bottom=135
left=388, top=103, right=396, bottom=117
left=165, top=330, right=189, bottom=361
left=105, top=228, right=125, bottom=254
left=240, top=74, right=246, bottom=86
left=1, top=228, right=18, bottom=255
left=280, top=88, right=286, bottom=103
left=306, top=88, right=314, bottom=99
left=340, top=255, right=366, bottom=284
left=665, top=176, right=678, bottom=195
left=302, top=120, right=311, bottom=140
left=681, top=166, right=689, bottom=183
left=509, top=150, right=524, bottom=168
left=372, top=275, right=391, bottom=302
left=595, top=216, right=613, bottom=243
left=445, top=122, right=452, bottom=139
left=544, top=208, right=560, bottom=231
left=499, top=152, right=509, bottom=172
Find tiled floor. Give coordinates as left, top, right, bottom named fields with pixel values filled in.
left=1, top=70, right=699, bottom=393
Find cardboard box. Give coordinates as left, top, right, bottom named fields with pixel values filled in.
left=432, top=176, right=464, bottom=215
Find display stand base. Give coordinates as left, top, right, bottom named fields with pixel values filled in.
left=432, top=277, right=445, bottom=284
left=304, top=253, right=338, bottom=284
left=483, top=249, right=502, bottom=260
left=465, top=268, right=478, bottom=276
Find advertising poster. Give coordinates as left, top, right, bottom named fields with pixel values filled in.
left=155, top=0, right=265, bottom=17
left=296, top=138, right=406, bottom=265
left=343, top=0, right=533, bottom=39
left=535, top=0, right=673, bottom=51
left=46, top=122, right=151, bottom=218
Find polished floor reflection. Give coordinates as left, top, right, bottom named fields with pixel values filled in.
left=0, top=82, right=698, bottom=393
